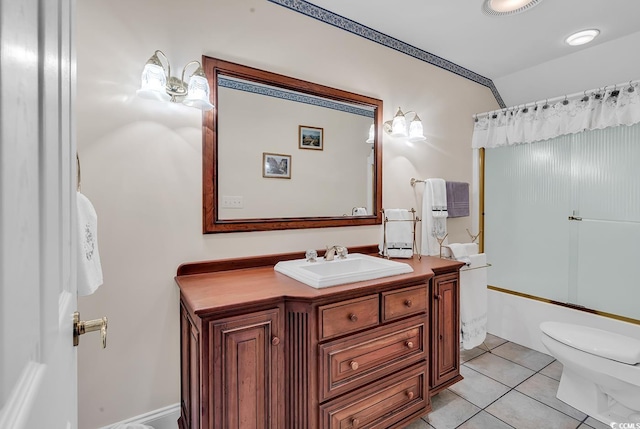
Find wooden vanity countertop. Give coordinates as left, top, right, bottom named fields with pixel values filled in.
left=175, top=248, right=464, bottom=316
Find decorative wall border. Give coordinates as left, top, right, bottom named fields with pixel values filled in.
left=267, top=0, right=506, bottom=108
left=219, top=77, right=375, bottom=118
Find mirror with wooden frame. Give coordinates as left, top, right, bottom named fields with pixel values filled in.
left=202, top=56, right=383, bottom=233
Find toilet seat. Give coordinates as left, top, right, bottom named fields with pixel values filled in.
left=540, top=321, right=640, bottom=365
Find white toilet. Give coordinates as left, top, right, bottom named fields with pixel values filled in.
left=540, top=321, right=640, bottom=425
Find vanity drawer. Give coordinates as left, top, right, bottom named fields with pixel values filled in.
left=319, top=295, right=379, bottom=340
left=319, top=316, right=427, bottom=401
left=382, top=285, right=428, bottom=322
left=319, top=362, right=429, bottom=429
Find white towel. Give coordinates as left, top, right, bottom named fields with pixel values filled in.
left=460, top=253, right=488, bottom=350
left=448, top=242, right=479, bottom=264
left=420, top=178, right=448, bottom=256
left=77, top=192, right=103, bottom=296
left=428, top=178, right=448, bottom=218
left=382, top=209, right=414, bottom=258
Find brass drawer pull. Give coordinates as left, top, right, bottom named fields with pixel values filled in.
left=271, top=336, right=280, bottom=346
left=405, top=341, right=414, bottom=349
left=404, top=299, right=413, bottom=307
left=351, top=417, right=360, bottom=427
left=348, top=313, right=358, bottom=322
left=406, top=390, right=414, bottom=400
left=349, top=360, right=359, bottom=370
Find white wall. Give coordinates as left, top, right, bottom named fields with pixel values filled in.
left=76, top=0, right=499, bottom=427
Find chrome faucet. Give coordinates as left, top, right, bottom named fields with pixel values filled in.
left=325, top=245, right=348, bottom=261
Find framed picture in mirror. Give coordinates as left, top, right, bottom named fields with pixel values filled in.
left=263, top=152, right=291, bottom=179
left=299, top=125, right=323, bottom=150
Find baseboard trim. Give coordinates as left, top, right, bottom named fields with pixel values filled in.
left=99, top=403, right=180, bottom=429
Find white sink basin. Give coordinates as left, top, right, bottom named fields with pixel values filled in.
left=274, top=253, right=413, bottom=288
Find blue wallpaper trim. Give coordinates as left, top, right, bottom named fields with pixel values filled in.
left=267, top=0, right=506, bottom=108
left=219, top=77, right=375, bottom=118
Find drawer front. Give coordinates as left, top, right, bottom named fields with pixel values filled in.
left=319, top=295, right=379, bottom=340
left=319, top=316, right=427, bottom=401
left=382, top=285, right=427, bottom=322
left=320, top=363, right=429, bottom=429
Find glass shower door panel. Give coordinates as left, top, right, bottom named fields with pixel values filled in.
left=571, top=124, right=640, bottom=318
left=485, top=138, right=571, bottom=302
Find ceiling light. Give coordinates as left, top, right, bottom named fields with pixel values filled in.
left=482, top=0, right=542, bottom=16
left=565, top=29, right=600, bottom=46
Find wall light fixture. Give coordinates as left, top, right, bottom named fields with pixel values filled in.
left=383, top=107, right=426, bottom=142
left=137, top=50, right=214, bottom=111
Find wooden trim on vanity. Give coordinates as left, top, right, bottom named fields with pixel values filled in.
left=176, top=244, right=380, bottom=276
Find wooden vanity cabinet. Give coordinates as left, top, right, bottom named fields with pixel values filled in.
left=176, top=252, right=463, bottom=429
left=429, top=270, right=463, bottom=395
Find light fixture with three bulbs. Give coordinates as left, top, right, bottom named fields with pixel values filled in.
left=383, top=107, right=426, bottom=142
left=137, top=50, right=214, bottom=111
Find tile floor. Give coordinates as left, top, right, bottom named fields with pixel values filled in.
left=404, top=333, right=611, bottom=429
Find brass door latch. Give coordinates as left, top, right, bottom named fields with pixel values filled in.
left=73, top=311, right=108, bottom=348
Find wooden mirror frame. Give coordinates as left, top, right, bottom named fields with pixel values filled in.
left=202, top=56, right=383, bottom=233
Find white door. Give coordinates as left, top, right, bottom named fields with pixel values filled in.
left=0, top=0, right=79, bottom=428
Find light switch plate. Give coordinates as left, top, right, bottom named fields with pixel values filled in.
left=222, top=196, right=243, bottom=209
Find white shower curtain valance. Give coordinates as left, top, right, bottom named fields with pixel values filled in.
left=472, top=81, right=640, bottom=149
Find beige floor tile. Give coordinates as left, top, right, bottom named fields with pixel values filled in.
left=486, top=390, right=582, bottom=429
left=457, top=410, right=515, bottom=429
left=450, top=366, right=510, bottom=408
left=463, top=352, right=534, bottom=388
left=491, top=342, right=555, bottom=371
left=426, top=390, right=481, bottom=429
left=540, top=359, right=563, bottom=381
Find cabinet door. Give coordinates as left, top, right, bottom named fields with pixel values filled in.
left=211, top=307, right=284, bottom=429
left=431, top=273, right=460, bottom=390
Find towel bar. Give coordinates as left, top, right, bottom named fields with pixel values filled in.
left=460, top=263, right=492, bottom=272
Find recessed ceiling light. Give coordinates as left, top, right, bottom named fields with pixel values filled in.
left=482, top=0, right=542, bottom=16
left=565, top=29, right=600, bottom=46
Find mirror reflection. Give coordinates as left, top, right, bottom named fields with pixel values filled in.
left=202, top=57, right=383, bottom=233
left=217, top=76, right=375, bottom=219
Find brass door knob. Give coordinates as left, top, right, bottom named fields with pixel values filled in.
left=73, top=311, right=107, bottom=348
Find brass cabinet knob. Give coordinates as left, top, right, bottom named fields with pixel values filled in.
left=349, top=361, right=359, bottom=370
left=435, top=294, right=442, bottom=300
left=406, top=390, right=414, bottom=400
left=404, top=299, right=413, bottom=307
left=348, top=313, right=358, bottom=322
left=271, top=336, right=280, bottom=346
left=73, top=311, right=108, bottom=348
left=351, top=417, right=360, bottom=427
left=405, top=341, right=414, bottom=349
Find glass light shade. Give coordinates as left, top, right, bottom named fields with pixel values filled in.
left=488, top=0, right=535, bottom=12
left=182, top=75, right=214, bottom=111
left=366, top=123, right=375, bottom=143
left=391, top=115, right=407, bottom=137
left=137, top=63, right=170, bottom=102
left=408, top=118, right=426, bottom=142
left=565, top=29, right=600, bottom=46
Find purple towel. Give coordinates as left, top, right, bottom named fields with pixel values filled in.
left=445, top=181, right=469, bottom=218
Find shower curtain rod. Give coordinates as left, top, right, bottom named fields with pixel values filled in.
left=474, top=78, right=640, bottom=119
